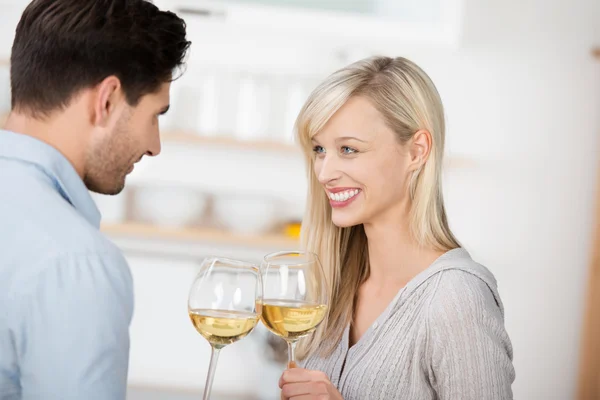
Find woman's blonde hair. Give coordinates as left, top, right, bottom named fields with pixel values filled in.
left=296, top=56, right=460, bottom=359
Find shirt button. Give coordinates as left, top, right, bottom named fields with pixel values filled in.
left=373, top=322, right=379, bottom=329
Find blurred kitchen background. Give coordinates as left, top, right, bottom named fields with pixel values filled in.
left=1, top=0, right=599, bottom=399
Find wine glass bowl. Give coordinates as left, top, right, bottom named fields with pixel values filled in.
left=189, top=309, right=259, bottom=347
left=260, top=251, right=328, bottom=367
left=261, top=300, right=327, bottom=341
left=188, top=257, right=262, bottom=399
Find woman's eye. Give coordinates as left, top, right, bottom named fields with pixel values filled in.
left=312, top=145, right=325, bottom=154
left=341, top=146, right=357, bottom=155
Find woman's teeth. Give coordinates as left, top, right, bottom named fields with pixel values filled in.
left=328, top=189, right=360, bottom=202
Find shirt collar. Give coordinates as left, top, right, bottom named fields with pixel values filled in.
left=0, top=129, right=101, bottom=228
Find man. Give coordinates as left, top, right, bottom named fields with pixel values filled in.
left=0, top=1, right=190, bottom=398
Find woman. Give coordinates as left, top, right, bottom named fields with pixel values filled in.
left=278, top=56, right=515, bottom=400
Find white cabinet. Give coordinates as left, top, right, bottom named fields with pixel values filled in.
left=0, top=2, right=27, bottom=59
left=212, top=0, right=442, bottom=22
left=158, top=0, right=465, bottom=50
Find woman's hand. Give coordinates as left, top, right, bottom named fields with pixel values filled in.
left=279, top=368, right=344, bottom=400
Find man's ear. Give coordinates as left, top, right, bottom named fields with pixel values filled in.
left=91, top=75, right=123, bottom=127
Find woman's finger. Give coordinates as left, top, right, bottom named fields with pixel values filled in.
left=281, top=382, right=314, bottom=398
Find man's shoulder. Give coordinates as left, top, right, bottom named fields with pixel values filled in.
left=7, top=240, right=132, bottom=307
left=0, top=155, right=130, bottom=290
left=9, top=196, right=118, bottom=260
left=1, top=198, right=129, bottom=298
left=1, top=165, right=113, bottom=253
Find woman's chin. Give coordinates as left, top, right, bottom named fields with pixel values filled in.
left=331, top=215, right=363, bottom=228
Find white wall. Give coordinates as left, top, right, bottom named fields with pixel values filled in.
left=131, top=1, right=599, bottom=398
left=441, top=1, right=600, bottom=398
left=2, top=0, right=599, bottom=399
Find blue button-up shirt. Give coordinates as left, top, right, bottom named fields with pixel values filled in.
left=0, top=130, right=133, bottom=400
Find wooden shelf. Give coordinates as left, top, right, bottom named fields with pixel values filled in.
left=159, top=131, right=476, bottom=167
left=0, top=113, right=474, bottom=168
left=0, top=114, right=298, bottom=152
left=101, top=222, right=299, bottom=249
left=161, top=130, right=300, bottom=153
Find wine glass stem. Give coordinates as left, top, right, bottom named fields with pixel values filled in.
left=203, top=345, right=222, bottom=400
left=287, top=340, right=297, bottom=368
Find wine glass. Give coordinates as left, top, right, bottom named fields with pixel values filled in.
left=260, top=251, right=329, bottom=368
left=188, top=257, right=263, bottom=400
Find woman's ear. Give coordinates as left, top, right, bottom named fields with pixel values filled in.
left=408, top=129, right=432, bottom=171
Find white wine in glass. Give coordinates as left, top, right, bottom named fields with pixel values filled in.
left=188, top=257, right=262, bottom=400
left=260, top=251, right=328, bottom=368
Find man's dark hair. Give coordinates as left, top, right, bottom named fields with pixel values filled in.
left=10, top=0, right=191, bottom=116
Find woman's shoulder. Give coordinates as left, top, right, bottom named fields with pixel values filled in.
left=426, top=248, right=506, bottom=319
left=424, top=250, right=515, bottom=389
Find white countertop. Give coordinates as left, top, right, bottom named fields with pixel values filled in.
left=127, top=386, right=261, bottom=400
